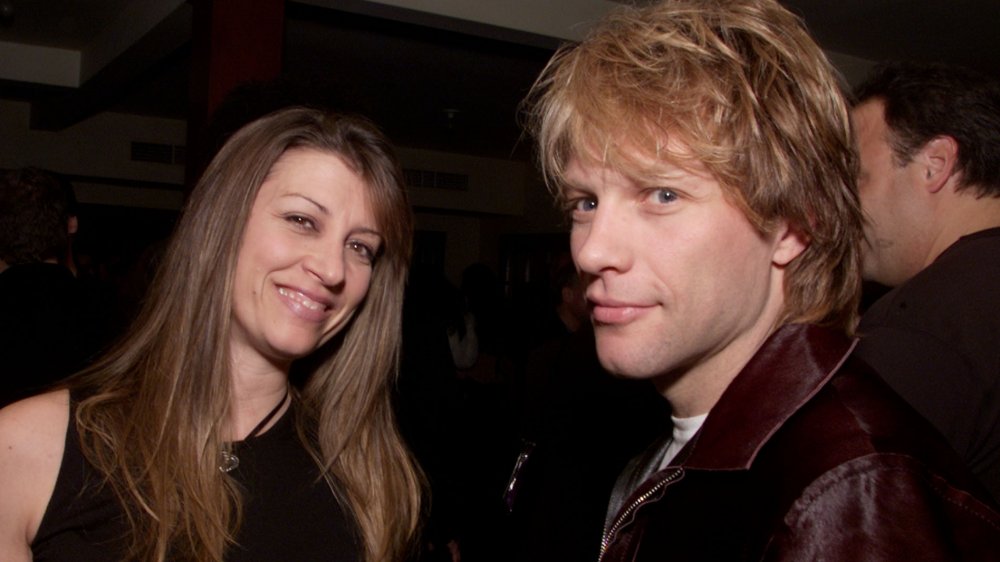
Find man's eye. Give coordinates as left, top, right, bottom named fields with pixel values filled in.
left=572, top=198, right=597, bottom=212
left=653, top=189, right=678, bottom=204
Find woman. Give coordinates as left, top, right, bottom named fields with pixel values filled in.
left=0, top=108, right=422, bottom=561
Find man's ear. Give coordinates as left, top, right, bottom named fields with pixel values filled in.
left=917, top=135, right=959, bottom=194
left=67, top=216, right=79, bottom=235
left=772, top=221, right=808, bottom=267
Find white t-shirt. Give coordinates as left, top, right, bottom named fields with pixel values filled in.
left=659, top=413, right=708, bottom=470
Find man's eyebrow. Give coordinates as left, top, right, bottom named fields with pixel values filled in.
left=561, top=176, right=592, bottom=192
left=282, top=192, right=328, bottom=214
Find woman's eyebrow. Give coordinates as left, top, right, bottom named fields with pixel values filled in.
left=281, top=192, right=328, bottom=214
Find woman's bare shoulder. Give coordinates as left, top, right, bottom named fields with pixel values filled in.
left=0, top=389, right=70, bottom=555
left=0, top=389, right=70, bottom=449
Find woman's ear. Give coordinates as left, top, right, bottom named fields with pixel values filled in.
left=772, top=221, right=808, bottom=267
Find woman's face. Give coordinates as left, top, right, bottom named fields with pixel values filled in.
left=230, top=147, right=382, bottom=371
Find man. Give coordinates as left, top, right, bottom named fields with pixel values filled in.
left=852, top=62, right=1000, bottom=502
left=523, top=0, right=1000, bottom=560
left=0, top=168, right=95, bottom=406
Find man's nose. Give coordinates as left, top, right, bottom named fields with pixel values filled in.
left=571, top=206, right=632, bottom=275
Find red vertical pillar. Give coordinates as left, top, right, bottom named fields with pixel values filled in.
left=186, top=0, right=284, bottom=188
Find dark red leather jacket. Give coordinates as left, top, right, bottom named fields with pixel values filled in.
left=601, top=324, right=1000, bottom=561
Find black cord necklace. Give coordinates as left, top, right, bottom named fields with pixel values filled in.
left=219, top=389, right=289, bottom=473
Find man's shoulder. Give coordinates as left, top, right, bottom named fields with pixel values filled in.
left=0, top=262, right=74, bottom=283
left=755, top=361, right=1000, bottom=554
left=855, top=227, right=1000, bottom=390
left=790, top=452, right=998, bottom=518
left=881, top=227, right=1000, bottom=308
left=754, top=355, right=983, bottom=492
left=768, top=451, right=1000, bottom=559
left=859, top=228, right=1000, bottom=346
left=0, top=263, right=78, bottom=307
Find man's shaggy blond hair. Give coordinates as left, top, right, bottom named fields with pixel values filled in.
left=525, top=0, right=863, bottom=332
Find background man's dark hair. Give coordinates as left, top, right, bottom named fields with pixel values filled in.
left=854, top=61, right=1000, bottom=198
left=0, top=167, right=77, bottom=265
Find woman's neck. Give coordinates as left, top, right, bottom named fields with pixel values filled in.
left=228, top=352, right=291, bottom=440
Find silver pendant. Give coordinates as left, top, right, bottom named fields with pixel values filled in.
left=219, top=450, right=240, bottom=473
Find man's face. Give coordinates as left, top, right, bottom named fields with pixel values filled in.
left=853, top=100, right=931, bottom=286
left=563, top=150, right=800, bottom=410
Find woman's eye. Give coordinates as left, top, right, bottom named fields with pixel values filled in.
left=348, top=240, right=377, bottom=264
left=285, top=215, right=316, bottom=230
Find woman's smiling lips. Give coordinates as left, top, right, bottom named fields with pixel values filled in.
left=277, top=285, right=333, bottom=322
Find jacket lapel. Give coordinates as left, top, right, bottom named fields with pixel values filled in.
left=684, top=324, right=855, bottom=470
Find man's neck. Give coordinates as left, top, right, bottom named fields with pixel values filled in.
left=925, top=191, right=1000, bottom=268
left=657, top=317, right=782, bottom=418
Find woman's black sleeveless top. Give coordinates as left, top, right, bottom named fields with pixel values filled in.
left=31, top=397, right=361, bottom=561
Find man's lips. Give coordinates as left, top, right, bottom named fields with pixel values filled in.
left=589, top=297, right=653, bottom=324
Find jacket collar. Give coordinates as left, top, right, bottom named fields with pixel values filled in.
left=683, top=323, right=855, bottom=471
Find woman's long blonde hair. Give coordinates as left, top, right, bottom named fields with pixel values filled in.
left=73, top=107, right=421, bottom=561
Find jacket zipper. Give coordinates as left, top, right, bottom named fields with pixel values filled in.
left=599, top=468, right=683, bottom=561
